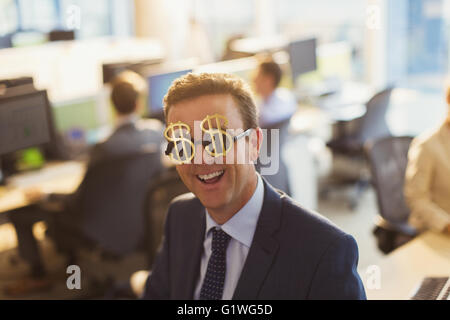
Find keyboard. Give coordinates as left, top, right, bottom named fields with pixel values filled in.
left=411, top=277, right=450, bottom=300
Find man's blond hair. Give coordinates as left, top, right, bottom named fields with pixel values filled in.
left=164, top=73, right=259, bottom=129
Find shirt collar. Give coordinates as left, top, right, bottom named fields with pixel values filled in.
left=263, top=89, right=277, bottom=104
left=115, top=113, right=139, bottom=129
left=205, top=174, right=264, bottom=248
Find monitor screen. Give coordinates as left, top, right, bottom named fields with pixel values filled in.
left=147, top=69, right=192, bottom=116
left=102, top=62, right=133, bottom=84
left=288, top=38, right=317, bottom=82
left=48, top=30, right=75, bottom=42
left=102, top=59, right=163, bottom=84
left=0, top=91, right=52, bottom=155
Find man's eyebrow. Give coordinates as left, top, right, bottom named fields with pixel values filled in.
left=205, top=123, right=228, bottom=130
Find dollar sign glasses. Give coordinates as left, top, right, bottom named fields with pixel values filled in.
left=164, top=114, right=252, bottom=164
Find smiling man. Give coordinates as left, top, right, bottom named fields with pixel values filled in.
left=143, top=73, right=366, bottom=300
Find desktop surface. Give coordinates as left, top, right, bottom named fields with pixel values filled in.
left=0, top=160, right=85, bottom=214
left=366, top=232, right=450, bottom=300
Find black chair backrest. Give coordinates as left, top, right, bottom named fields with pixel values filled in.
left=77, top=151, right=162, bottom=256
left=358, top=87, right=393, bottom=143
left=365, top=136, right=414, bottom=223
left=143, top=167, right=189, bottom=267
left=0, top=33, right=13, bottom=49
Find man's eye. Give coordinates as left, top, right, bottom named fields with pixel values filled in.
left=202, top=141, right=212, bottom=148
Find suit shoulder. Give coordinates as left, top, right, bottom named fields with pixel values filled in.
left=164, top=193, right=204, bottom=234
left=280, top=195, right=349, bottom=242
left=169, top=192, right=203, bottom=215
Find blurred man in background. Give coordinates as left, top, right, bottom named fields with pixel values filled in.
left=252, top=58, right=295, bottom=194
left=6, top=71, right=163, bottom=295
left=404, top=86, right=450, bottom=235
left=252, top=58, right=296, bottom=128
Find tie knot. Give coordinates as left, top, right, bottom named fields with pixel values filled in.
left=211, top=228, right=231, bottom=252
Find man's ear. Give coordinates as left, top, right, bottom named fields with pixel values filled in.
left=249, top=127, right=263, bottom=163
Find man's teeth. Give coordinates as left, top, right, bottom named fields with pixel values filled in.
left=198, top=170, right=224, bottom=180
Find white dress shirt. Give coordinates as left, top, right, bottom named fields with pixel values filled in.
left=194, top=174, right=264, bottom=300
left=258, top=87, right=297, bottom=128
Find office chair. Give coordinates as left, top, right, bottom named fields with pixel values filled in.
left=143, top=166, right=189, bottom=266
left=257, top=118, right=292, bottom=195
left=324, top=87, right=394, bottom=209
left=48, top=151, right=163, bottom=297
left=0, top=33, right=13, bottom=49
left=364, top=136, right=418, bottom=254
left=105, top=166, right=189, bottom=299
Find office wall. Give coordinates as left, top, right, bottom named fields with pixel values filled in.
left=0, top=38, right=164, bottom=102
left=134, top=0, right=190, bottom=61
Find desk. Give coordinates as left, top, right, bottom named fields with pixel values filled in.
left=231, top=35, right=288, bottom=55
left=0, top=161, right=85, bottom=213
left=366, top=232, right=450, bottom=300
left=290, top=81, right=374, bottom=134
left=291, top=86, right=447, bottom=139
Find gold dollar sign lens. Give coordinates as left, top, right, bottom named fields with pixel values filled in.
left=200, top=114, right=233, bottom=157
left=164, top=121, right=195, bottom=163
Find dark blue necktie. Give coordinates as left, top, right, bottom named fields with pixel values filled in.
left=199, top=228, right=231, bottom=300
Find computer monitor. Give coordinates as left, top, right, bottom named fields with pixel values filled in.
left=0, top=90, right=52, bottom=156
left=102, top=59, right=163, bottom=84
left=0, top=77, right=34, bottom=89
left=147, top=69, right=192, bottom=119
left=48, top=29, right=75, bottom=42
left=102, top=62, right=133, bottom=84
left=0, top=77, right=35, bottom=97
left=288, top=38, right=317, bottom=83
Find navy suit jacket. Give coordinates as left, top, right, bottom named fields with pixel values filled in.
left=143, top=178, right=366, bottom=299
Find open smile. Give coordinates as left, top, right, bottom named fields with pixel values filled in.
left=196, top=169, right=225, bottom=184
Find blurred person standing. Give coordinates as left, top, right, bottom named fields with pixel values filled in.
left=6, top=71, right=164, bottom=295
left=252, top=58, right=296, bottom=128
left=404, top=86, right=450, bottom=235
left=252, top=58, right=295, bottom=194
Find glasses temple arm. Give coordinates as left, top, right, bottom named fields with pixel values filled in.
left=233, top=128, right=252, bottom=141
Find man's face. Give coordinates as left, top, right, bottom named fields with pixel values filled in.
left=167, top=94, right=260, bottom=214
left=253, top=68, right=274, bottom=98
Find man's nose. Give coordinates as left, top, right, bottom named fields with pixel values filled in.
left=193, top=142, right=217, bottom=165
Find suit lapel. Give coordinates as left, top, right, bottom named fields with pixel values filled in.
left=232, top=179, right=283, bottom=299
left=176, top=202, right=206, bottom=299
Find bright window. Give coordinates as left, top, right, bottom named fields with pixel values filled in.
left=0, top=0, right=19, bottom=35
